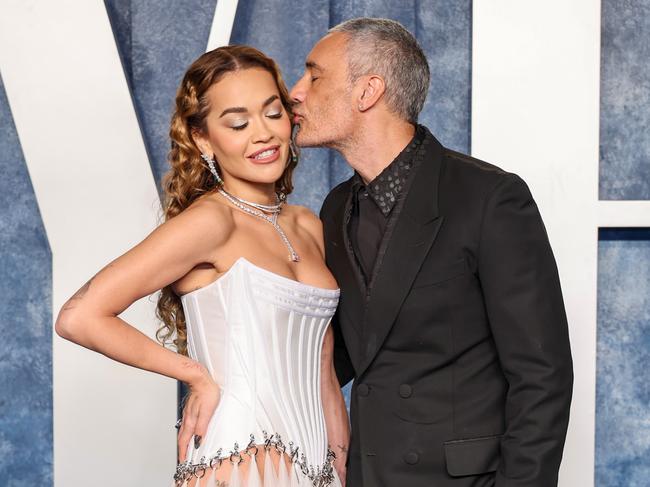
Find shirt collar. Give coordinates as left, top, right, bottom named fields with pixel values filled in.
left=352, top=124, right=426, bottom=216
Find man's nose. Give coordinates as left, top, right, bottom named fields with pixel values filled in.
left=289, top=77, right=306, bottom=105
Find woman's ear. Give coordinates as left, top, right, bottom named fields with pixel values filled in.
left=191, top=129, right=210, bottom=155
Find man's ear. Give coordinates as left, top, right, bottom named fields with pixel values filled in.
left=357, top=74, right=386, bottom=112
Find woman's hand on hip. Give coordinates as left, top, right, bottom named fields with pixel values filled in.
left=177, top=364, right=221, bottom=463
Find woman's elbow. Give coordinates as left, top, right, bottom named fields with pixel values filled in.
left=54, top=303, right=85, bottom=342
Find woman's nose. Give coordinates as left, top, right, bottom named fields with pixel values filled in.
left=251, top=119, right=273, bottom=143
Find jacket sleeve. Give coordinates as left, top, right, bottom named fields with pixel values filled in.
left=330, top=312, right=355, bottom=387
left=319, top=189, right=356, bottom=388
left=477, top=173, right=573, bottom=486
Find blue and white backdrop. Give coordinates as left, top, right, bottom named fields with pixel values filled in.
left=0, top=1, right=648, bottom=486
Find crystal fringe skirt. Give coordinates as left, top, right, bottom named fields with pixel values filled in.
left=172, top=433, right=341, bottom=487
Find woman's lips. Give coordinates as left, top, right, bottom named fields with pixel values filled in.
left=247, top=146, right=281, bottom=164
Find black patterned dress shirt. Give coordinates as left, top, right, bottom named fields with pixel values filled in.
left=349, top=125, right=426, bottom=285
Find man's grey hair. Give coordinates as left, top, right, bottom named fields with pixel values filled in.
left=329, top=18, right=430, bottom=123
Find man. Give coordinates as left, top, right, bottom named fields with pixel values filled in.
left=290, top=17, right=573, bottom=487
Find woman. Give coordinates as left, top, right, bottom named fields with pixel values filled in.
left=55, top=45, right=349, bottom=487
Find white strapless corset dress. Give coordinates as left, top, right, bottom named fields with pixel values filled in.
left=172, top=257, right=341, bottom=487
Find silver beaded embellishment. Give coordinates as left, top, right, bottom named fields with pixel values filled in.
left=172, top=432, right=336, bottom=486
left=218, top=188, right=300, bottom=262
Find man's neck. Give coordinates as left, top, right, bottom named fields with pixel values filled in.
left=340, top=119, right=416, bottom=184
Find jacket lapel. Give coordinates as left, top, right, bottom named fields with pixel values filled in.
left=356, top=131, right=445, bottom=377
left=324, top=183, right=365, bottom=371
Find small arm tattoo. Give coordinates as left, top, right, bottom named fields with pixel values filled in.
left=62, top=277, right=94, bottom=310
left=61, top=264, right=114, bottom=311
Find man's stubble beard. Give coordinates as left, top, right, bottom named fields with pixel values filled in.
left=296, top=86, right=354, bottom=151
left=295, top=112, right=353, bottom=153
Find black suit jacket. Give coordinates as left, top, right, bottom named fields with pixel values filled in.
left=320, top=128, right=573, bottom=487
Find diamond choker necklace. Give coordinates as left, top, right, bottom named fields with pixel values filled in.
left=217, top=187, right=300, bottom=262
left=224, top=191, right=283, bottom=214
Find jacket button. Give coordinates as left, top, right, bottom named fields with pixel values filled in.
left=404, top=452, right=419, bottom=465
left=357, top=384, right=370, bottom=396
left=399, top=384, right=412, bottom=398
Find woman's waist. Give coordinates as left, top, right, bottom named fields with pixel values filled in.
left=217, top=369, right=324, bottom=405
left=214, top=388, right=327, bottom=432
left=186, top=394, right=330, bottom=474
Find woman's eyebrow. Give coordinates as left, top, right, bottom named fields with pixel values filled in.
left=262, top=94, right=279, bottom=107
left=219, top=95, right=280, bottom=118
left=219, top=106, right=246, bottom=117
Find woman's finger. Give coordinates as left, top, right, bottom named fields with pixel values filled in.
left=192, top=405, right=211, bottom=448
left=176, top=400, right=189, bottom=462
left=176, top=381, right=220, bottom=464
left=178, top=416, right=196, bottom=461
left=177, top=401, right=198, bottom=462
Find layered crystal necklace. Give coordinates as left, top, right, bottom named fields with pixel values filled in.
left=218, top=187, right=300, bottom=262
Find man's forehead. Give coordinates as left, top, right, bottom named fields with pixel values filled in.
left=306, top=32, right=347, bottom=69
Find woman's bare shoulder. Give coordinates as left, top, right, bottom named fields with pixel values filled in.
left=284, top=203, right=325, bottom=252
left=162, top=192, right=235, bottom=247
left=284, top=203, right=322, bottom=228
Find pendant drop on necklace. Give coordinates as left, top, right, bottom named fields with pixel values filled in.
left=218, top=188, right=300, bottom=263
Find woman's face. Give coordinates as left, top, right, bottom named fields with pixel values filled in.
left=194, top=67, right=292, bottom=189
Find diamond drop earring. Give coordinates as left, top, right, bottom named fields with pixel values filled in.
left=201, top=153, right=223, bottom=186
left=288, top=139, right=299, bottom=166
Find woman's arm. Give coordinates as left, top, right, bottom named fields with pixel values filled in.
left=55, top=200, right=230, bottom=462
left=321, top=326, right=350, bottom=484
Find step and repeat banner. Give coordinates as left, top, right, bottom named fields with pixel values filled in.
left=0, top=1, right=648, bottom=486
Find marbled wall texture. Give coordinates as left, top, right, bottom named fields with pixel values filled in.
left=596, top=229, right=650, bottom=486
left=0, top=76, right=53, bottom=485
left=597, top=2, right=650, bottom=483
left=600, top=0, right=650, bottom=199
left=105, top=0, right=219, bottom=184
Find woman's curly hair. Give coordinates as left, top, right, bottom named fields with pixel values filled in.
left=156, top=45, right=296, bottom=355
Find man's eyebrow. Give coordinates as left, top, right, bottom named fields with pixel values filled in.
left=219, top=95, right=279, bottom=118
left=306, top=60, right=324, bottom=72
